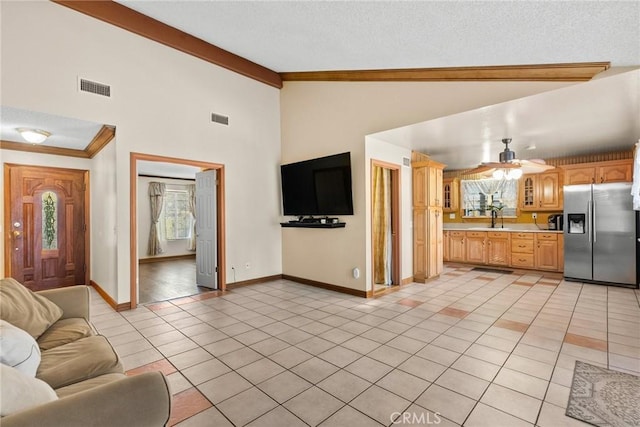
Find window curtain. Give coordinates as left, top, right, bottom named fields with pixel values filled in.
left=372, top=166, right=392, bottom=285
left=147, top=182, right=166, bottom=256
left=187, top=184, right=196, bottom=251
left=461, top=178, right=517, bottom=215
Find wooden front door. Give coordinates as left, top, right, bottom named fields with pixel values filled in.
left=5, top=165, right=88, bottom=291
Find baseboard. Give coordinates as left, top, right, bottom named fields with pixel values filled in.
left=138, top=254, right=196, bottom=264
left=90, top=280, right=131, bottom=312
left=401, top=276, right=414, bottom=285
left=226, top=274, right=283, bottom=289
left=282, top=275, right=368, bottom=298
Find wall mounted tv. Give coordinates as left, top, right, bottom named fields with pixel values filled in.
left=281, top=152, right=354, bottom=216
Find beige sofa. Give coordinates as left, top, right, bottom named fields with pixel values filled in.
left=0, top=278, right=171, bottom=426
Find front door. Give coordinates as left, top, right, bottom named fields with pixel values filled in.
left=5, top=164, right=88, bottom=291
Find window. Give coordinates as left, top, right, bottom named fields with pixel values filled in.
left=461, top=178, right=518, bottom=217
left=163, top=190, right=192, bottom=240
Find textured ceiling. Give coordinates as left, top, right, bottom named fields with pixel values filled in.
left=116, top=1, right=640, bottom=72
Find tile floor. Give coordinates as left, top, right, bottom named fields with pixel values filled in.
left=90, top=265, right=640, bottom=426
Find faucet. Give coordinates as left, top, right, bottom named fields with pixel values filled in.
left=490, top=210, right=498, bottom=228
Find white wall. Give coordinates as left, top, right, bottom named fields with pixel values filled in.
left=280, top=80, right=576, bottom=292
left=137, top=176, right=195, bottom=260
left=1, top=1, right=282, bottom=303
left=89, top=141, right=118, bottom=296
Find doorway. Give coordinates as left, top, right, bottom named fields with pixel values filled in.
left=371, top=160, right=400, bottom=295
left=4, top=164, right=90, bottom=290
left=130, top=153, right=226, bottom=309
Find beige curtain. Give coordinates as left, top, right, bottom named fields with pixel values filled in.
left=147, top=182, right=166, bottom=256
left=187, top=184, right=196, bottom=251
left=372, top=166, right=392, bottom=285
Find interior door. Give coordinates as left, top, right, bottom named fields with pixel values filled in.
left=6, top=165, right=87, bottom=291
left=195, top=170, right=217, bottom=289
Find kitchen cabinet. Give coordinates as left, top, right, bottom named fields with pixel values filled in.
left=412, top=157, right=446, bottom=282
left=443, top=231, right=450, bottom=262
left=535, top=233, right=559, bottom=271
left=562, top=159, right=633, bottom=185
left=442, top=178, right=459, bottom=213
left=519, top=171, right=563, bottom=211
left=465, top=231, right=487, bottom=264
left=487, top=231, right=510, bottom=266
left=511, top=232, right=535, bottom=268
left=449, top=231, right=466, bottom=262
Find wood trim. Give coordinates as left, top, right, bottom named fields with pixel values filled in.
left=52, top=0, right=282, bottom=89
left=401, top=277, right=414, bottom=285
left=91, top=280, right=130, bottom=311
left=138, top=254, right=196, bottom=264
left=85, top=125, right=115, bottom=158
left=83, top=171, right=90, bottom=285
left=226, top=274, right=283, bottom=290
left=3, top=165, right=11, bottom=277
left=1, top=125, right=115, bottom=159
left=281, top=62, right=610, bottom=82
left=1, top=140, right=89, bottom=158
left=130, top=152, right=226, bottom=309
left=282, top=275, right=368, bottom=298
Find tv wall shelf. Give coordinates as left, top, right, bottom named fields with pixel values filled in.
left=280, top=222, right=346, bottom=229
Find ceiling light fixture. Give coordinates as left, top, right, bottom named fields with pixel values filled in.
left=16, top=128, right=51, bottom=144
left=493, top=168, right=523, bottom=180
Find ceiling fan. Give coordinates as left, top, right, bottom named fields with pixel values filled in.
left=465, top=138, right=554, bottom=179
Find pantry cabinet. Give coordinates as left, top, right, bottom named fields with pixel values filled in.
left=413, top=157, right=446, bottom=281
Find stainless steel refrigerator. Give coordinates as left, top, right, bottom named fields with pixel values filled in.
left=564, top=182, right=638, bottom=288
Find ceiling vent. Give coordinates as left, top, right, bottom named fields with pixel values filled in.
left=79, top=78, right=111, bottom=97
left=211, top=113, right=229, bottom=126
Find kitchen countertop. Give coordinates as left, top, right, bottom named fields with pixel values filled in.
left=443, top=223, right=563, bottom=233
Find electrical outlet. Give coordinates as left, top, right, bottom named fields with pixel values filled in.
left=532, top=213, right=537, bottom=219
left=449, top=213, right=456, bottom=219
left=245, top=262, right=250, bottom=269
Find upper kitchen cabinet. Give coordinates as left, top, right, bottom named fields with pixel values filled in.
left=519, top=170, right=563, bottom=211
left=562, top=159, right=633, bottom=185
left=442, top=178, right=459, bottom=213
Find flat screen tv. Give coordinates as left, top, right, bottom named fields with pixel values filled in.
left=281, top=152, right=354, bottom=216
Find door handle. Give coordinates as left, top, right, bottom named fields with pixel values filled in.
left=13, top=230, right=22, bottom=238
left=592, top=200, right=596, bottom=243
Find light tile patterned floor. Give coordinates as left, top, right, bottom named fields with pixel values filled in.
left=90, top=265, right=640, bottom=426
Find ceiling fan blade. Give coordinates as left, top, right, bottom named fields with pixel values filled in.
left=462, top=165, right=494, bottom=175
left=481, top=162, right=520, bottom=169
left=518, top=159, right=555, bottom=174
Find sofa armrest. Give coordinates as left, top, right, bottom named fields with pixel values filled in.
left=36, top=286, right=90, bottom=321
left=1, top=372, right=172, bottom=427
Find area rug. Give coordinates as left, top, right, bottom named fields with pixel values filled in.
left=566, top=360, right=640, bottom=427
left=471, top=267, right=513, bottom=274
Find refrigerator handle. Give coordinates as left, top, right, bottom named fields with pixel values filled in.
left=592, top=200, right=597, bottom=243
left=587, top=200, right=592, bottom=243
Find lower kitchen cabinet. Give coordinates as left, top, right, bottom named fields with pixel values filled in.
left=487, top=232, right=510, bottom=266
left=465, top=232, right=487, bottom=264
left=443, top=231, right=450, bottom=262
left=449, top=231, right=465, bottom=262
left=535, top=233, right=559, bottom=271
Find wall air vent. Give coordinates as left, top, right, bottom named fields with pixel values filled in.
left=402, top=157, right=411, bottom=167
left=79, top=78, right=111, bottom=97
left=211, top=113, right=229, bottom=126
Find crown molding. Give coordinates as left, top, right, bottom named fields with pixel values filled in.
left=51, top=0, right=283, bottom=89
left=280, top=62, right=611, bottom=83
left=1, top=125, right=115, bottom=159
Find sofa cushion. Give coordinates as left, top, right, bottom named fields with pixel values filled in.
left=0, top=320, right=41, bottom=377
left=37, top=318, right=95, bottom=351
left=55, top=373, right=126, bottom=398
left=37, top=335, right=123, bottom=389
left=0, top=363, right=58, bottom=416
left=0, top=278, right=63, bottom=339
